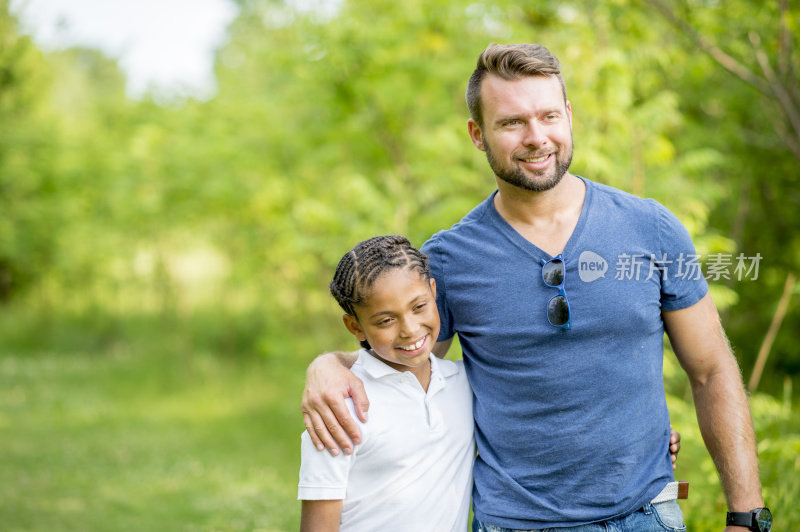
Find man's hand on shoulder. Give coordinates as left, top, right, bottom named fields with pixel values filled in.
left=302, top=351, right=368, bottom=456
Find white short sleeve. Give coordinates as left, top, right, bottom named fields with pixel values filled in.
left=297, top=399, right=363, bottom=500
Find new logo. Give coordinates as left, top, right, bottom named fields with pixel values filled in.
left=578, top=251, right=608, bottom=283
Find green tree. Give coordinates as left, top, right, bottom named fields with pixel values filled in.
left=645, top=0, right=800, bottom=390
left=0, top=1, right=59, bottom=301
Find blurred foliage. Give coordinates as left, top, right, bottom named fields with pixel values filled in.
left=0, top=335, right=308, bottom=531
left=2, top=0, right=799, bottom=529
left=665, top=354, right=800, bottom=530
left=2, top=0, right=798, bottom=371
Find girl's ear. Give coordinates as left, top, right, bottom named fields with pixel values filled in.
left=429, top=278, right=437, bottom=299
left=343, top=314, right=367, bottom=342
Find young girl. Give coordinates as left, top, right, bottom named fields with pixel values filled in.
left=297, top=235, right=475, bottom=532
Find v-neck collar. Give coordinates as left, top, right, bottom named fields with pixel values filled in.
left=486, top=175, right=593, bottom=262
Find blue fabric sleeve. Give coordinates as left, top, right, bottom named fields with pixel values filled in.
left=649, top=199, right=709, bottom=311
left=422, top=237, right=455, bottom=342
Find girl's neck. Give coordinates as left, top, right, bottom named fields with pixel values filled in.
left=369, top=350, right=432, bottom=392
left=413, top=357, right=432, bottom=392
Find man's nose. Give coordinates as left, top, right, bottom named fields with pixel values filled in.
left=522, top=121, right=548, bottom=148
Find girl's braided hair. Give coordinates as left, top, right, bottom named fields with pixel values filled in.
left=330, top=235, right=431, bottom=348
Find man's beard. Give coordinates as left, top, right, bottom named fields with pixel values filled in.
left=483, top=134, right=573, bottom=192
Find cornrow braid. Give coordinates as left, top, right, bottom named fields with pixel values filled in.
left=330, top=235, right=431, bottom=348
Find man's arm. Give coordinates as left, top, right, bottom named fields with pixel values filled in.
left=663, top=293, right=763, bottom=529
left=300, top=500, right=343, bottom=532
left=302, top=340, right=453, bottom=454
left=432, top=337, right=453, bottom=358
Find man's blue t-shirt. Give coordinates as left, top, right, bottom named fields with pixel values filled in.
left=421, top=177, right=708, bottom=529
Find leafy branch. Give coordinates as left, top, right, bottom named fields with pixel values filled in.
left=646, top=0, right=800, bottom=162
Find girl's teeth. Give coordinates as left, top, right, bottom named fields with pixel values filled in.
left=400, top=337, right=425, bottom=351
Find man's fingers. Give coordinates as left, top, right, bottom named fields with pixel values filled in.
left=305, top=408, right=342, bottom=456
left=303, top=411, right=325, bottom=452
left=669, top=427, right=681, bottom=456
left=327, top=395, right=363, bottom=448
left=349, top=379, right=370, bottom=423
left=301, top=391, right=335, bottom=452
left=667, top=426, right=680, bottom=470
left=318, top=404, right=356, bottom=455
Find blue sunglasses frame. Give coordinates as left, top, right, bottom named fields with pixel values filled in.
left=540, top=254, right=571, bottom=329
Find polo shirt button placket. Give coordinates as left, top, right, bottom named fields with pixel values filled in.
left=425, top=398, right=444, bottom=430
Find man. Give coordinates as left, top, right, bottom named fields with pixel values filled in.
left=302, top=44, right=768, bottom=531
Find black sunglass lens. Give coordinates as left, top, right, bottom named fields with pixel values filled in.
left=542, top=260, right=564, bottom=286
left=548, top=295, right=569, bottom=326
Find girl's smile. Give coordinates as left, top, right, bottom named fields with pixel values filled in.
left=397, top=334, right=429, bottom=354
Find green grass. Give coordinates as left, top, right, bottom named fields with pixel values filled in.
left=0, top=345, right=305, bottom=531
left=2, top=317, right=798, bottom=531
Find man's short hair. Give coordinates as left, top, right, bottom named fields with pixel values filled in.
left=466, top=43, right=567, bottom=127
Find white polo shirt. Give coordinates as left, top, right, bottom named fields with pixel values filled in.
left=298, top=349, right=475, bottom=532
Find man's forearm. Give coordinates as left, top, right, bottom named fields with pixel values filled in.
left=690, top=361, right=763, bottom=511
left=306, top=350, right=359, bottom=376
left=331, top=350, right=359, bottom=369
left=665, top=295, right=764, bottom=513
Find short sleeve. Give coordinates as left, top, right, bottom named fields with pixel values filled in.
left=297, top=400, right=361, bottom=500
left=422, top=236, right=455, bottom=342
left=651, top=200, right=709, bottom=311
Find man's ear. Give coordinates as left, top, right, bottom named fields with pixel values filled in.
left=467, top=118, right=485, bottom=151
left=343, top=314, right=367, bottom=343
left=566, top=99, right=573, bottom=129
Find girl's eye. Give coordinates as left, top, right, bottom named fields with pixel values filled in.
left=414, top=303, right=427, bottom=312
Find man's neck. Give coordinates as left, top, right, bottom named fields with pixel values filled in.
left=493, top=173, right=586, bottom=256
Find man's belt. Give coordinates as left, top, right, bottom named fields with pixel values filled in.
left=651, top=481, right=689, bottom=503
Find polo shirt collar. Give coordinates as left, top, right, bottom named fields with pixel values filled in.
left=356, top=349, right=458, bottom=381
